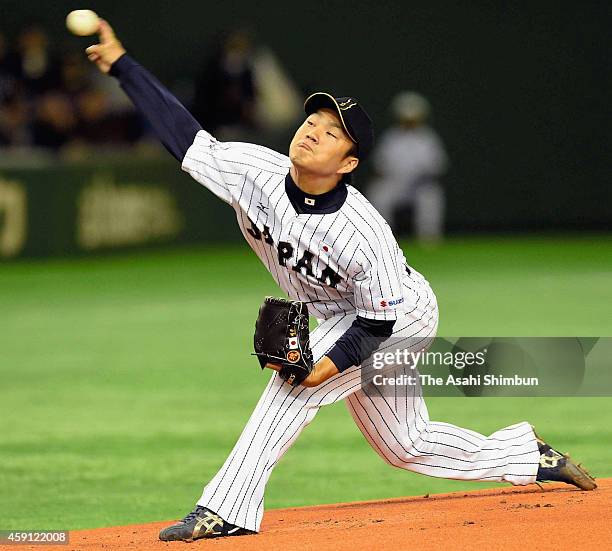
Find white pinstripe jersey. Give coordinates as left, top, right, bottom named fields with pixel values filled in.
left=182, top=129, right=432, bottom=321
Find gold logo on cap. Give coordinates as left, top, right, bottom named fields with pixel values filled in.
left=338, top=98, right=357, bottom=110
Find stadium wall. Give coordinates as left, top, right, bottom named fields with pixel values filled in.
left=0, top=154, right=609, bottom=260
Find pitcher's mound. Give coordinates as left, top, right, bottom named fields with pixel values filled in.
left=25, top=479, right=611, bottom=550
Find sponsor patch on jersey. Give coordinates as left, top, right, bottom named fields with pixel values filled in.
left=380, top=297, right=404, bottom=308
left=288, top=337, right=298, bottom=349
left=287, top=350, right=301, bottom=363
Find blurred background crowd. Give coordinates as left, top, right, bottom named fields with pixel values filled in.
left=0, top=21, right=307, bottom=157
left=0, top=22, right=141, bottom=154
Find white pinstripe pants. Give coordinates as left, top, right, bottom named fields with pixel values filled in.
left=197, top=289, right=539, bottom=532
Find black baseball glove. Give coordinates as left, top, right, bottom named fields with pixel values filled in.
left=253, top=296, right=314, bottom=386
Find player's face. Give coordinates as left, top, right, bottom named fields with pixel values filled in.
left=289, top=108, right=358, bottom=179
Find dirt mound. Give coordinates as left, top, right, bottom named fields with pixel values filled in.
left=19, top=479, right=611, bottom=551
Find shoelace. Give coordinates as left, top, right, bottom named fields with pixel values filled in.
left=181, top=505, right=207, bottom=524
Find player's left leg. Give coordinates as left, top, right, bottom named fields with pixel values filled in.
left=346, top=367, right=540, bottom=485
left=343, top=296, right=541, bottom=485
left=347, top=371, right=596, bottom=490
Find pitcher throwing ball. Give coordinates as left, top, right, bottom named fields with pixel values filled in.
left=85, top=19, right=596, bottom=542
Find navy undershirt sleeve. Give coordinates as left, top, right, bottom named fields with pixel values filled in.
left=109, top=54, right=202, bottom=161
left=326, top=316, right=395, bottom=372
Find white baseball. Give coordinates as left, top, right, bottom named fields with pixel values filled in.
left=66, top=10, right=100, bottom=36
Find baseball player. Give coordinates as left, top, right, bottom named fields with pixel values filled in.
left=85, top=20, right=596, bottom=542
left=368, top=91, right=447, bottom=241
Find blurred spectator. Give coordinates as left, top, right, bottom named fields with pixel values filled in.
left=251, top=46, right=302, bottom=132
left=5, top=22, right=60, bottom=97
left=191, top=29, right=301, bottom=142
left=75, top=87, right=112, bottom=143
left=73, top=87, right=142, bottom=146
left=1, top=32, right=27, bottom=146
left=192, top=30, right=257, bottom=138
left=0, top=93, right=29, bottom=147
left=368, top=92, right=448, bottom=243
left=59, top=50, right=92, bottom=97
left=0, top=32, right=17, bottom=101
left=30, top=91, right=76, bottom=150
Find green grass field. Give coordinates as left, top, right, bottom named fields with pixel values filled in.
left=1, top=235, right=611, bottom=529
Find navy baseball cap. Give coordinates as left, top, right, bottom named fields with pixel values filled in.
left=303, top=92, right=374, bottom=160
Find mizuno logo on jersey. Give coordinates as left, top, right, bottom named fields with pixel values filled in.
left=246, top=217, right=342, bottom=288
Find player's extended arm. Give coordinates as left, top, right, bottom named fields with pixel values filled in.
left=309, top=317, right=395, bottom=385
left=85, top=20, right=202, bottom=161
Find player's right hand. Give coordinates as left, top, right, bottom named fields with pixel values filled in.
left=85, top=19, right=126, bottom=74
